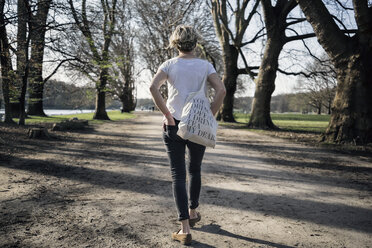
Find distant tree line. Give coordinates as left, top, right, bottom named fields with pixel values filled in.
left=0, top=80, right=333, bottom=114
left=0, top=79, right=121, bottom=110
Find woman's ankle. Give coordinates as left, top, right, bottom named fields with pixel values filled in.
left=189, top=208, right=197, bottom=218
left=180, top=219, right=191, bottom=234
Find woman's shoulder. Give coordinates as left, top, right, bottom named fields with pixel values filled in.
left=159, top=58, right=178, bottom=72
left=161, top=57, right=213, bottom=68
left=160, top=57, right=178, bottom=68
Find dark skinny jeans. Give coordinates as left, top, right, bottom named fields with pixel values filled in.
left=163, top=120, right=206, bottom=221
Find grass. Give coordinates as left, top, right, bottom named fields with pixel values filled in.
left=231, top=112, right=372, bottom=153
left=13, top=111, right=135, bottom=125
left=234, top=113, right=330, bottom=133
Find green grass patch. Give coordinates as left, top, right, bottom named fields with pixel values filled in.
left=234, top=113, right=330, bottom=133
left=15, top=111, right=135, bottom=125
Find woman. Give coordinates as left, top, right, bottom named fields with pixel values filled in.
left=149, top=25, right=226, bottom=245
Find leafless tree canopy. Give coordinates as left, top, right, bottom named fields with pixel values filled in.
left=296, top=54, right=337, bottom=114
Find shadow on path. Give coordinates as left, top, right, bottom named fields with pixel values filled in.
left=196, top=224, right=294, bottom=248
left=2, top=155, right=372, bottom=234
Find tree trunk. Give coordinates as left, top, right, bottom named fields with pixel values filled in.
left=323, top=53, right=372, bottom=143
left=10, top=102, right=21, bottom=118
left=121, top=87, right=136, bottom=113
left=27, top=49, right=47, bottom=116
left=9, top=102, right=21, bottom=118
left=93, top=90, right=109, bottom=120
left=210, top=1, right=261, bottom=123
left=27, top=0, right=51, bottom=116
left=327, top=103, right=331, bottom=115
left=27, top=84, right=47, bottom=116
left=248, top=0, right=297, bottom=129
left=248, top=36, right=284, bottom=129
left=1, top=81, right=13, bottom=123
left=121, top=99, right=133, bottom=113
left=18, top=74, right=27, bottom=125
left=16, top=0, right=29, bottom=125
left=0, top=0, right=13, bottom=123
left=93, top=68, right=110, bottom=120
left=220, top=45, right=238, bottom=122
left=0, top=68, right=14, bottom=123
left=296, top=0, right=372, bottom=143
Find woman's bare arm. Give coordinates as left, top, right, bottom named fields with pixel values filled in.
left=149, top=70, right=176, bottom=126
left=207, top=73, right=226, bottom=116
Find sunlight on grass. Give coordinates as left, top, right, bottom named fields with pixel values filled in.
left=16, top=111, right=135, bottom=125
left=234, top=113, right=330, bottom=133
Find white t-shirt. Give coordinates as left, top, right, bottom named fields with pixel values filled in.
left=158, top=57, right=216, bottom=120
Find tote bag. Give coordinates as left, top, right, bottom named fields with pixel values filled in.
left=177, top=65, right=218, bottom=148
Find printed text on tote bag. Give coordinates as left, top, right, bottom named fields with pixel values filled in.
left=186, top=98, right=216, bottom=142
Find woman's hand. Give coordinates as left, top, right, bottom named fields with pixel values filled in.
left=164, top=115, right=176, bottom=126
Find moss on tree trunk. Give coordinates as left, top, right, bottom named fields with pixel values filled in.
left=323, top=53, right=372, bottom=144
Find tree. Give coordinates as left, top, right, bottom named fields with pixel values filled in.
left=297, top=55, right=337, bottom=114
left=2, top=0, right=32, bottom=125
left=15, top=0, right=30, bottom=125
left=196, top=8, right=223, bottom=74
left=68, top=0, right=118, bottom=120
left=43, top=79, right=95, bottom=109
left=248, top=0, right=316, bottom=129
left=109, top=1, right=136, bottom=113
left=26, top=0, right=52, bottom=116
left=296, top=0, right=372, bottom=144
left=1, top=0, right=54, bottom=124
left=211, top=0, right=261, bottom=122
left=0, top=0, right=14, bottom=123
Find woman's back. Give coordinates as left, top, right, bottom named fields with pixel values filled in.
left=159, top=57, right=216, bottom=120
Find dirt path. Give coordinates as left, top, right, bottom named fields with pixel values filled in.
left=1, top=112, right=371, bottom=248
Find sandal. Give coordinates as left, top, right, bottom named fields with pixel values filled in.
left=172, top=229, right=192, bottom=245
left=189, top=212, right=201, bottom=228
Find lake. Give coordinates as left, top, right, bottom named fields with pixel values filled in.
left=0, top=109, right=96, bottom=116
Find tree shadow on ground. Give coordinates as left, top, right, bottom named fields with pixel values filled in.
left=219, top=141, right=372, bottom=173
left=2, top=155, right=372, bottom=234
left=2, top=115, right=372, bottom=237
left=196, top=224, right=294, bottom=248
left=221, top=122, right=372, bottom=159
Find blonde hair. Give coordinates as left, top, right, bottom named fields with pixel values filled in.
left=169, top=25, right=200, bottom=52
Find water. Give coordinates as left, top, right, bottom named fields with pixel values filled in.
left=0, top=109, right=95, bottom=116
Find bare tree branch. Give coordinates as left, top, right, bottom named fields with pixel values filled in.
left=237, top=46, right=258, bottom=79
left=286, top=17, right=306, bottom=27
left=68, top=0, right=102, bottom=61
left=282, top=0, right=297, bottom=16
left=277, top=67, right=329, bottom=77
left=241, top=27, right=265, bottom=46
left=286, top=32, right=316, bottom=42
left=331, top=14, right=352, bottom=36
left=43, top=58, right=76, bottom=83
left=216, top=0, right=237, bottom=44
left=238, top=0, right=260, bottom=43
left=335, top=0, right=353, bottom=11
